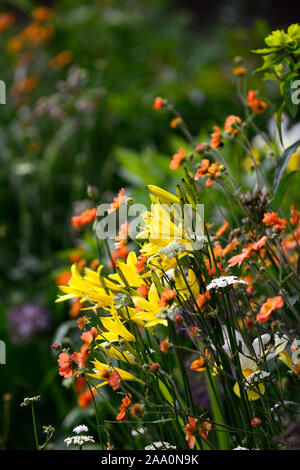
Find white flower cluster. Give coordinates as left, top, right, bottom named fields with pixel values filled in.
left=245, top=370, right=270, bottom=386
left=73, top=424, right=89, bottom=434
left=206, top=276, right=248, bottom=291
left=64, top=435, right=95, bottom=447
left=145, top=441, right=176, bottom=450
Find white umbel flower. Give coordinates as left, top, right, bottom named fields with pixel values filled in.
left=145, top=441, right=176, bottom=450
left=64, top=435, right=95, bottom=447
left=206, top=276, right=248, bottom=290
left=73, top=424, right=88, bottom=434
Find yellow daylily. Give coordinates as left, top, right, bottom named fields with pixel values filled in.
left=131, top=283, right=168, bottom=328
left=108, top=251, right=146, bottom=288
left=56, top=263, right=114, bottom=309
left=174, top=268, right=200, bottom=300
left=146, top=185, right=180, bottom=205
left=88, top=359, right=143, bottom=387
left=97, top=309, right=135, bottom=343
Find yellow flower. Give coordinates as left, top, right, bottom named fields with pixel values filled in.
left=56, top=263, right=114, bottom=310
left=233, top=354, right=265, bottom=401
left=132, top=283, right=168, bottom=328
left=146, top=185, right=180, bottom=205
left=97, top=309, right=135, bottom=343
left=108, top=251, right=146, bottom=288
left=88, top=359, right=143, bottom=387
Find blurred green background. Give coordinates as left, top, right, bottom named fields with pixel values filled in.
left=1, top=0, right=300, bottom=449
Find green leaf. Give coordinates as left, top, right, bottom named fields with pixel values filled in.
left=274, top=140, right=300, bottom=193
left=276, top=101, right=285, bottom=147
left=273, top=169, right=300, bottom=209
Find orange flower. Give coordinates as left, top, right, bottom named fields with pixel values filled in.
left=170, top=117, right=183, bottom=129
left=228, top=236, right=266, bottom=268
left=135, top=255, right=147, bottom=273
left=77, top=388, right=96, bottom=408
left=247, top=90, right=267, bottom=114
left=58, top=351, right=84, bottom=378
left=7, top=35, right=23, bottom=53
left=194, top=159, right=219, bottom=186
left=32, top=7, right=54, bottom=22
left=11, top=76, right=38, bottom=94
left=224, top=115, right=242, bottom=134
left=108, top=188, right=127, bottom=215
left=216, top=219, right=229, bottom=238
left=74, top=375, right=86, bottom=393
left=116, top=395, right=132, bottom=421
left=263, top=211, right=286, bottom=233
left=0, top=12, right=15, bottom=33
left=257, top=296, right=284, bottom=323
left=72, top=207, right=97, bottom=228
left=101, top=369, right=121, bottom=391
left=185, top=417, right=198, bottom=449
left=51, top=50, right=73, bottom=68
left=81, top=327, right=97, bottom=346
left=200, top=420, right=212, bottom=440
left=131, top=403, right=143, bottom=418
left=196, top=291, right=210, bottom=312
left=55, top=270, right=71, bottom=286
left=108, top=245, right=129, bottom=269
left=190, top=356, right=206, bottom=372
left=158, top=289, right=177, bottom=308
left=137, top=283, right=150, bottom=297
left=222, top=238, right=238, bottom=256
left=170, top=147, right=186, bottom=170
left=115, top=221, right=130, bottom=249
left=232, top=66, right=246, bottom=76
left=69, top=298, right=82, bottom=318
left=290, top=204, right=300, bottom=226
left=77, top=316, right=87, bottom=329
left=153, top=97, right=164, bottom=110
left=159, top=339, right=169, bottom=353
left=210, top=126, right=222, bottom=149
left=22, top=22, right=54, bottom=44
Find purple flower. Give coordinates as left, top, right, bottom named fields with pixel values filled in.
left=6, top=302, right=51, bottom=344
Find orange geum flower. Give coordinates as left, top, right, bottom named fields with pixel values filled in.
left=101, top=369, right=121, bottom=391
left=224, top=115, right=242, bottom=134
left=137, top=283, right=150, bottom=298
left=153, top=96, right=164, bottom=110
left=135, top=255, right=147, bottom=273
left=170, top=117, right=183, bottom=129
left=116, top=394, right=132, bottom=421
left=11, top=75, right=38, bottom=94
left=227, top=247, right=251, bottom=268
left=51, top=50, right=73, bottom=69
left=190, top=356, right=206, bottom=372
left=115, top=221, right=130, bottom=249
left=200, top=420, right=212, bottom=440
left=194, top=159, right=220, bottom=186
left=108, top=245, right=129, bottom=269
left=159, top=339, right=170, bottom=353
left=263, top=211, right=286, bottom=233
left=210, top=126, right=222, bottom=149
left=185, top=417, right=198, bottom=449
left=55, top=270, right=72, bottom=286
left=196, top=290, right=210, bottom=312
left=32, top=7, right=54, bottom=22
left=158, top=289, right=177, bottom=308
left=216, top=219, right=229, bottom=238
left=7, top=35, right=23, bottom=53
left=290, top=204, right=300, bottom=226
left=170, top=147, right=186, bottom=170
left=77, top=315, right=87, bottom=329
left=0, top=12, right=15, bottom=33
left=108, top=188, right=127, bottom=215
left=232, top=66, right=246, bottom=76
left=58, top=351, right=85, bottom=378
left=131, top=403, right=143, bottom=418
left=72, top=207, right=97, bottom=228
left=247, top=90, right=267, bottom=114
left=77, top=388, right=96, bottom=408
left=69, top=298, right=82, bottom=318
left=256, top=296, right=284, bottom=323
